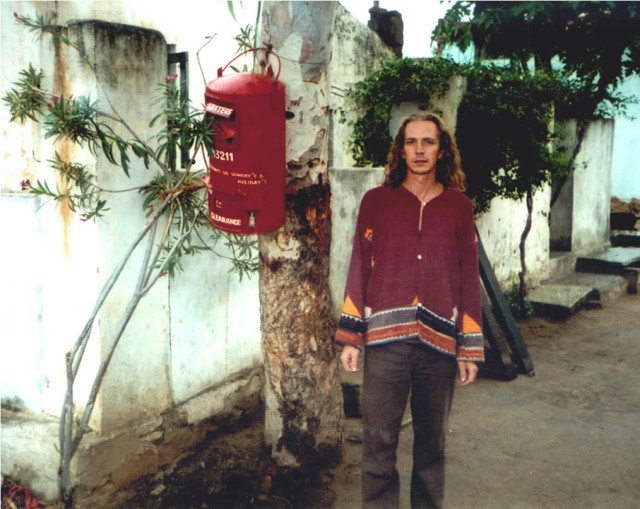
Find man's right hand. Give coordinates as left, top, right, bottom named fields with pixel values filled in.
left=340, top=345, right=361, bottom=372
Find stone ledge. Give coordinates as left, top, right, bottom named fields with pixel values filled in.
left=611, top=230, right=640, bottom=248
left=550, top=272, right=628, bottom=302
left=526, top=283, right=597, bottom=321
left=576, top=247, right=640, bottom=293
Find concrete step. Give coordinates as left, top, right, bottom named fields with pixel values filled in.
left=576, top=246, right=640, bottom=270
left=548, top=250, right=575, bottom=275
left=550, top=272, right=629, bottom=302
left=611, top=230, right=640, bottom=248
left=527, top=247, right=640, bottom=320
left=526, top=283, right=598, bottom=321
left=576, top=246, right=640, bottom=293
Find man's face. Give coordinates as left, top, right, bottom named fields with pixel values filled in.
left=402, top=120, right=442, bottom=177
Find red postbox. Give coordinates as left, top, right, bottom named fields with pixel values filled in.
left=204, top=51, right=285, bottom=234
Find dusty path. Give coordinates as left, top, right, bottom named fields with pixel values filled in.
left=331, top=293, right=640, bottom=509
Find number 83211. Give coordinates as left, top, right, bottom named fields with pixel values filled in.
left=213, top=149, right=234, bottom=162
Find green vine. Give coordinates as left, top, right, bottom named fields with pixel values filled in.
left=339, top=57, right=593, bottom=212
left=339, top=57, right=460, bottom=167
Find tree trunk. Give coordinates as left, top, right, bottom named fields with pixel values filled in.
left=259, top=183, right=343, bottom=467
left=518, top=189, right=534, bottom=315
left=257, top=1, right=343, bottom=468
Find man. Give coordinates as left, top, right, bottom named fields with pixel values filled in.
left=335, top=113, right=484, bottom=509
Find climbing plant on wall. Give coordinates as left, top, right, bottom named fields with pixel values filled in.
left=341, top=56, right=577, bottom=211
left=339, top=57, right=459, bottom=167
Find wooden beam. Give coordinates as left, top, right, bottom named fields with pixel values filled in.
left=478, top=234, right=535, bottom=375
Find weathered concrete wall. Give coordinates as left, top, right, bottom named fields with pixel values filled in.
left=570, top=119, right=614, bottom=255
left=550, top=119, right=579, bottom=253
left=0, top=409, right=60, bottom=503
left=475, top=188, right=552, bottom=290
left=1, top=6, right=262, bottom=503
left=327, top=2, right=395, bottom=319
left=1, top=2, right=263, bottom=415
left=552, top=119, right=615, bottom=258
left=550, top=118, right=615, bottom=259
left=1, top=3, right=103, bottom=421
left=72, top=368, right=261, bottom=508
left=168, top=249, right=261, bottom=404
left=611, top=74, right=640, bottom=201
left=69, top=19, right=174, bottom=431
left=330, top=3, right=395, bottom=168
left=329, top=168, right=385, bottom=317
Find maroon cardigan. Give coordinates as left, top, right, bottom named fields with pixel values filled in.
left=335, top=185, right=485, bottom=362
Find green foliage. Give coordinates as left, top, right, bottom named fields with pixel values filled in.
left=340, top=56, right=580, bottom=212
left=339, top=57, right=460, bottom=166
left=4, top=12, right=257, bottom=279
left=234, top=24, right=255, bottom=54
left=505, top=286, right=536, bottom=320
left=457, top=64, right=572, bottom=212
left=227, top=0, right=242, bottom=23
left=12, top=11, right=66, bottom=41
left=431, top=1, right=474, bottom=56
left=150, top=76, right=214, bottom=171
left=2, top=64, right=47, bottom=122
left=432, top=1, right=640, bottom=115
left=29, top=152, right=109, bottom=221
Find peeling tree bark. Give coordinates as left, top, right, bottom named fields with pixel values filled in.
left=259, top=183, right=343, bottom=467
left=257, top=1, right=343, bottom=468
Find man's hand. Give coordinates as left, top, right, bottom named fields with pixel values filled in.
left=340, top=345, right=361, bottom=372
left=456, top=361, right=478, bottom=386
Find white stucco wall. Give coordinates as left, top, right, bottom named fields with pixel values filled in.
left=1, top=1, right=263, bottom=429
left=475, top=188, right=552, bottom=290
left=611, top=74, right=640, bottom=201
left=329, top=167, right=384, bottom=317
left=169, top=249, right=260, bottom=403
left=1, top=5, right=106, bottom=419
left=571, top=119, right=614, bottom=255
left=330, top=3, right=395, bottom=168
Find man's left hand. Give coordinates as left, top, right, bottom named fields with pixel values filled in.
left=456, top=361, right=478, bottom=386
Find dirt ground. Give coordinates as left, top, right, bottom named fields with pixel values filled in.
left=330, top=292, right=640, bottom=509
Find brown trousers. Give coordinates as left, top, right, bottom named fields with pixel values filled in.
left=361, top=342, right=458, bottom=509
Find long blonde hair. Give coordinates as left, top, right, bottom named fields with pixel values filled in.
left=383, top=112, right=466, bottom=191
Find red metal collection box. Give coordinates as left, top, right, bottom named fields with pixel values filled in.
left=204, top=62, right=285, bottom=234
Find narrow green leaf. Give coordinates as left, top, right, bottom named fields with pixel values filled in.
left=227, top=1, right=238, bottom=22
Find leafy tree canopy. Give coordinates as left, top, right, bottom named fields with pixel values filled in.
left=432, top=1, right=640, bottom=116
